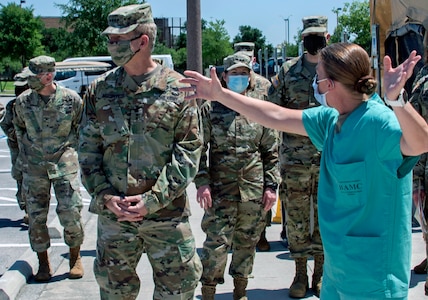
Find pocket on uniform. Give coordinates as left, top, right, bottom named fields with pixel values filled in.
left=332, top=160, right=367, bottom=209
left=341, top=235, right=384, bottom=291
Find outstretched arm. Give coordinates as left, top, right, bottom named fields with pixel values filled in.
left=383, top=51, right=428, bottom=156
left=180, top=68, right=307, bottom=136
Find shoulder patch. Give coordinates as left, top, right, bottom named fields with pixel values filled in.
left=271, top=75, right=280, bottom=89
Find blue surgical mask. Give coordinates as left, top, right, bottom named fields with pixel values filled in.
left=227, top=75, right=249, bottom=94
left=312, top=77, right=330, bottom=107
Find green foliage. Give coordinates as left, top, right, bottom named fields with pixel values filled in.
left=284, top=43, right=299, bottom=58
left=201, top=19, right=234, bottom=68
left=42, top=27, right=75, bottom=60
left=56, top=0, right=142, bottom=57
left=0, top=3, right=44, bottom=67
left=233, top=25, right=268, bottom=57
left=331, top=0, right=371, bottom=53
left=0, top=57, right=23, bottom=81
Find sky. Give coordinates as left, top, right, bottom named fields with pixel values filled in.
left=1, top=0, right=359, bottom=46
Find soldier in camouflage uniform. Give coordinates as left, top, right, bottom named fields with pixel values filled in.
left=268, top=16, right=329, bottom=298
left=195, top=53, right=279, bottom=300
left=13, top=55, right=85, bottom=282
left=235, top=48, right=276, bottom=252
left=78, top=4, right=203, bottom=299
left=410, top=32, right=428, bottom=295
left=0, top=72, right=29, bottom=223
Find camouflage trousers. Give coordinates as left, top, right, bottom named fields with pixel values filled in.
left=200, top=199, right=266, bottom=285
left=14, top=176, right=25, bottom=211
left=10, top=146, right=25, bottom=210
left=24, top=172, right=84, bottom=252
left=281, top=164, right=323, bottom=258
left=95, top=214, right=202, bottom=300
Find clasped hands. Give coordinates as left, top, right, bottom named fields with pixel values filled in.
left=105, top=194, right=148, bottom=222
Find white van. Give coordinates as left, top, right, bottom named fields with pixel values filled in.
left=63, top=56, right=116, bottom=69
left=63, top=54, right=174, bottom=70
left=54, top=61, right=112, bottom=96
left=151, top=54, right=174, bottom=70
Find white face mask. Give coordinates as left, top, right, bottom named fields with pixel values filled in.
left=312, top=76, right=330, bottom=107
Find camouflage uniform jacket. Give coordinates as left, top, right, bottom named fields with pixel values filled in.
left=79, top=65, right=202, bottom=219
left=14, top=85, right=83, bottom=177
left=269, top=55, right=321, bottom=166
left=1, top=99, right=17, bottom=142
left=410, top=64, right=428, bottom=193
left=0, top=98, right=23, bottom=177
left=1, top=99, right=19, bottom=151
left=194, top=81, right=279, bottom=202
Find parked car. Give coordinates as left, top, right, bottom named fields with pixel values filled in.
left=63, top=54, right=174, bottom=70
left=54, top=61, right=112, bottom=96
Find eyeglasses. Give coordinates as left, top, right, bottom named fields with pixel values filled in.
left=107, top=34, right=142, bottom=45
left=314, top=74, right=329, bottom=84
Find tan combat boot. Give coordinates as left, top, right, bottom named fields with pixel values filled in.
left=233, top=277, right=248, bottom=300
left=312, top=254, right=324, bottom=297
left=256, top=228, right=271, bottom=252
left=201, top=284, right=216, bottom=300
left=34, top=251, right=52, bottom=282
left=289, top=257, right=308, bottom=298
left=69, top=246, right=84, bottom=279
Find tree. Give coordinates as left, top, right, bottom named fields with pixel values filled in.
left=201, top=19, right=234, bottom=68
left=42, top=27, right=75, bottom=60
left=232, top=25, right=268, bottom=59
left=331, top=0, right=371, bottom=53
left=56, top=0, right=141, bottom=57
left=0, top=3, right=44, bottom=68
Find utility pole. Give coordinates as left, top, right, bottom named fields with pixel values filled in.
left=186, top=0, right=202, bottom=74
left=19, top=0, right=25, bottom=7
left=283, top=16, right=291, bottom=45
left=186, top=0, right=202, bottom=106
left=335, top=7, right=342, bottom=28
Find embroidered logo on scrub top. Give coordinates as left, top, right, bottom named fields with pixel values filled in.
left=338, top=180, right=363, bottom=196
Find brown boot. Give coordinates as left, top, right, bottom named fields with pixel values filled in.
left=289, top=257, right=308, bottom=298
left=23, top=213, right=29, bottom=225
left=256, top=228, right=270, bottom=252
left=414, top=258, right=427, bottom=274
left=201, top=284, right=216, bottom=300
left=34, top=251, right=52, bottom=282
left=233, top=277, right=248, bottom=300
left=69, top=246, right=84, bottom=279
left=425, top=279, right=428, bottom=296
left=312, top=254, right=324, bottom=297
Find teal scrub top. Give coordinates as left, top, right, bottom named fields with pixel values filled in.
left=302, top=93, right=418, bottom=298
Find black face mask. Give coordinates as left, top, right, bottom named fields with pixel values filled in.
left=303, top=35, right=327, bottom=55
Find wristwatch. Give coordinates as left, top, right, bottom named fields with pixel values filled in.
left=265, top=183, right=278, bottom=191
left=384, top=88, right=408, bottom=107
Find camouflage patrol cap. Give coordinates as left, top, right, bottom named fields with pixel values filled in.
left=13, top=68, right=29, bottom=86
left=301, top=16, right=328, bottom=35
left=223, top=53, right=251, bottom=71
left=23, top=55, right=56, bottom=76
left=102, top=4, right=154, bottom=35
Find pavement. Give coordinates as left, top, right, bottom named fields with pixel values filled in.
left=0, top=183, right=428, bottom=300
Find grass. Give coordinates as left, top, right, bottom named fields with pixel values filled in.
left=0, top=81, right=15, bottom=95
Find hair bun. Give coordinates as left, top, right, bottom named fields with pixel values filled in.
left=354, top=75, right=377, bottom=94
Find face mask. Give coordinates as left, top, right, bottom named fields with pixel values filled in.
left=312, top=77, right=330, bottom=107
left=303, top=35, right=326, bottom=55
left=227, top=75, right=249, bottom=94
left=27, top=75, right=46, bottom=91
left=107, top=36, right=141, bottom=66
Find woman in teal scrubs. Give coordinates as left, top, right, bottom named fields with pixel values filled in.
left=180, top=43, right=428, bottom=299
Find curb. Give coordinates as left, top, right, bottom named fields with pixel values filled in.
left=0, top=216, right=62, bottom=300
